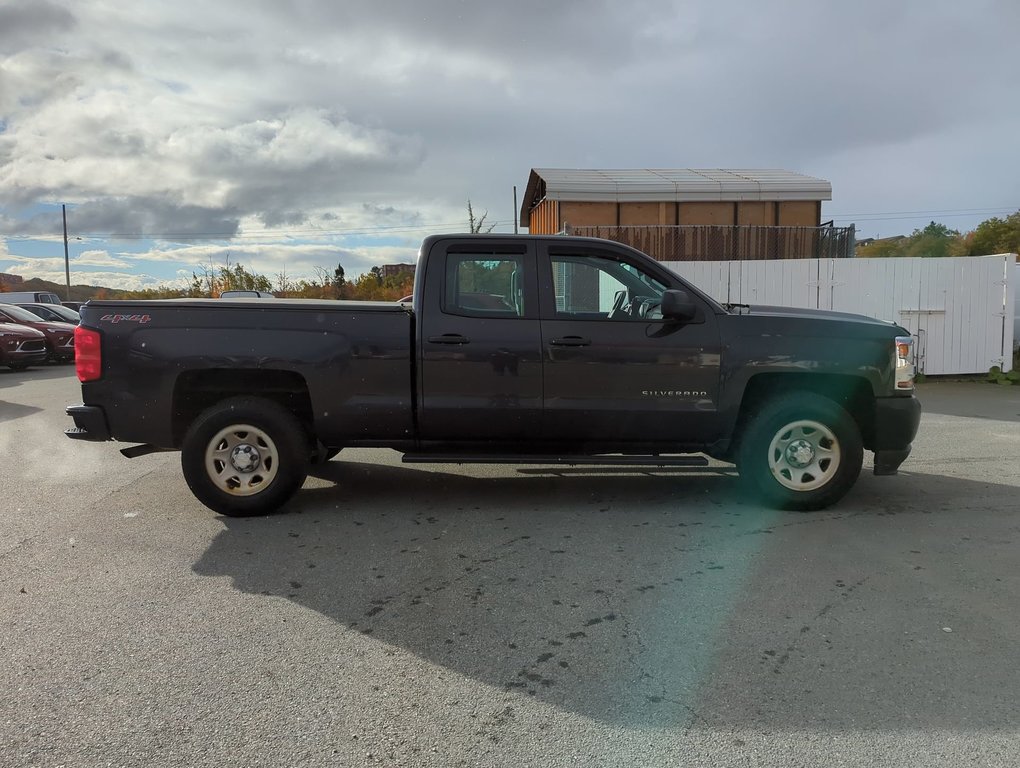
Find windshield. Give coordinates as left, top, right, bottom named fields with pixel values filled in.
left=0, top=303, right=46, bottom=322
left=39, top=304, right=80, bottom=322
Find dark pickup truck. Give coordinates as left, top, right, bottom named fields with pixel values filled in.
left=66, top=234, right=920, bottom=516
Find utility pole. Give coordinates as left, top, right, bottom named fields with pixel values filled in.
left=513, top=185, right=518, bottom=234
left=62, top=204, right=71, bottom=300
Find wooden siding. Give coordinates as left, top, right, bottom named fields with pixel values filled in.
left=612, top=201, right=669, bottom=226
left=527, top=199, right=559, bottom=234
left=560, top=201, right=619, bottom=228
left=526, top=199, right=823, bottom=234
left=679, top=202, right=735, bottom=225
left=777, top=201, right=818, bottom=226
left=736, top=202, right=775, bottom=226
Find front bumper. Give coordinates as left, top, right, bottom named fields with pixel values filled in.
left=1, top=348, right=48, bottom=368
left=47, top=337, right=75, bottom=361
left=872, top=394, right=922, bottom=475
left=65, top=404, right=112, bottom=441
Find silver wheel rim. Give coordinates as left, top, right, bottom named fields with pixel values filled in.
left=767, top=419, right=840, bottom=492
left=204, top=424, right=279, bottom=496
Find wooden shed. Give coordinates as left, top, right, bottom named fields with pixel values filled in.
left=520, top=168, right=851, bottom=261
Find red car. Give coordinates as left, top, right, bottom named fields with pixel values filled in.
left=0, top=303, right=76, bottom=362
left=0, top=322, right=48, bottom=371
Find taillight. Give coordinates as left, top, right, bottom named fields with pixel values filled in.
left=894, top=335, right=914, bottom=390
left=75, top=326, right=102, bottom=382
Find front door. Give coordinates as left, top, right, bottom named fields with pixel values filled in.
left=539, top=244, right=723, bottom=446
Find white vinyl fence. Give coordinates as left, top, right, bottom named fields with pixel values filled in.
left=664, top=254, right=1016, bottom=375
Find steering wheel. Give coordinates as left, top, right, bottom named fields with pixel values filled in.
left=639, top=299, right=662, bottom=319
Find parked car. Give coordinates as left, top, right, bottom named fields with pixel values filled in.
left=16, top=303, right=81, bottom=324
left=219, top=290, right=275, bottom=298
left=0, top=290, right=63, bottom=304
left=62, top=301, right=85, bottom=312
left=0, top=303, right=76, bottom=362
left=0, top=322, right=48, bottom=371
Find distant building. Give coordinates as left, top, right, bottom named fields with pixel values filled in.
left=0, top=272, right=25, bottom=286
left=519, top=168, right=854, bottom=260
left=380, top=264, right=416, bottom=279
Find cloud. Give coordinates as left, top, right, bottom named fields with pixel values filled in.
left=128, top=241, right=417, bottom=281
left=76, top=249, right=131, bottom=268
left=0, top=0, right=75, bottom=55
left=0, top=0, right=1018, bottom=258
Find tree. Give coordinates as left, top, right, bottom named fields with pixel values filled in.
left=467, top=199, right=495, bottom=233
left=274, top=267, right=294, bottom=296
left=902, top=221, right=964, bottom=258
left=858, top=238, right=906, bottom=258
left=857, top=221, right=965, bottom=258
left=333, top=263, right=346, bottom=298
left=218, top=262, right=272, bottom=294
left=965, top=211, right=1020, bottom=256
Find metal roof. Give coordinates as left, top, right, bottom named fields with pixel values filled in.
left=520, top=168, right=832, bottom=226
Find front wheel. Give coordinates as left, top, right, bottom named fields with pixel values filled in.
left=736, top=392, right=863, bottom=511
left=181, top=397, right=310, bottom=516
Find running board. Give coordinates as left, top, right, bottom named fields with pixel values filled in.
left=401, top=453, right=709, bottom=467
left=120, top=444, right=173, bottom=459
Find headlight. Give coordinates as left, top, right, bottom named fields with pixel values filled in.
left=894, top=335, right=915, bottom=390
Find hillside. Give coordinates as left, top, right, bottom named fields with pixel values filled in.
left=0, top=276, right=125, bottom=302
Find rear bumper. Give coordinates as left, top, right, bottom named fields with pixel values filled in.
left=872, top=394, right=921, bottom=475
left=65, top=404, right=112, bottom=441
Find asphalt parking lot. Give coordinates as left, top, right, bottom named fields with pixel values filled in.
left=2, top=368, right=1019, bottom=767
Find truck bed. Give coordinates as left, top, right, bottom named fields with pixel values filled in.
left=77, top=299, right=415, bottom=448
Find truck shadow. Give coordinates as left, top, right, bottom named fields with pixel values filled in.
left=0, top=400, right=42, bottom=425
left=0, top=364, right=75, bottom=390
left=192, top=461, right=1019, bottom=730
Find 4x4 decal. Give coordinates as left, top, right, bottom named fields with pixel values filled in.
left=100, top=314, right=152, bottom=324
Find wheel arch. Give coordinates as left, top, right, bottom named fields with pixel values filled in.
left=171, top=368, right=314, bottom=448
left=733, top=372, right=876, bottom=453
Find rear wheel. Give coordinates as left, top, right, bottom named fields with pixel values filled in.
left=736, top=392, right=863, bottom=510
left=181, top=397, right=310, bottom=516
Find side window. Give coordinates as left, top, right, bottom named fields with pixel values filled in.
left=444, top=254, right=525, bottom=318
left=550, top=254, right=668, bottom=320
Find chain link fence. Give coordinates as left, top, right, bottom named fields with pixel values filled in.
left=569, top=224, right=856, bottom=261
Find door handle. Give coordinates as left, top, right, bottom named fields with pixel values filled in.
left=549, top=336, right=591, bottom=347
left=428, top=334, right=470, bottom=344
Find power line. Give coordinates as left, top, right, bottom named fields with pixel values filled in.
left=828, top=206, right=1018, bottom=217
left=2, top=219, right=516, bottom=242
left=827, top=206, right=1018, bottom=224
left=832, top=210, right=1015, bottom=221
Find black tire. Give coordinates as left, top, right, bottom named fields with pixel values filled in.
left=736, top=392, right=863, bottom=511
left=181, top=396, right=310, bottom=517
left=8, top=363, right=28, bottom=372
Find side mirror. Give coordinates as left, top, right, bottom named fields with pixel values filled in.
left=661, top=289, right=697, bottom=321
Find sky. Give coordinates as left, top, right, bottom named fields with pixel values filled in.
left=1, top=0, right=1018, bottom=291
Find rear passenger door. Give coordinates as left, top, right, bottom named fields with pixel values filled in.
left=417, top=240, right=543, bottom=443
